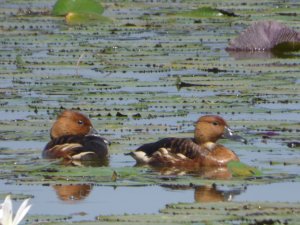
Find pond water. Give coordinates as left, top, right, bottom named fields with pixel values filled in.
left=1, top=0, right=300, bottom=223
left=2, top=181, right=300, bottom=222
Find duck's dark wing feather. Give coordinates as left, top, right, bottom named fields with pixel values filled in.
left=43, top=135, right=108, bottom=159
left=136, top=138, right=209, bottom=159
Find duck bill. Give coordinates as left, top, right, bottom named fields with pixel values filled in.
left=88, top=127, right=111, bottom=145
left=103, top=138, right=111, bottom=146
left=223, top=126, right=247, bottom=144
left=88, top=126, right=99, bottom=135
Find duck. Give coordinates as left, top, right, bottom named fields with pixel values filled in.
left=128, top=115, right=246, bottom=168
left=43, top=110, right=109, bottom=164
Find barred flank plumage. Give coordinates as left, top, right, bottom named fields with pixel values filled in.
left=137, top=138, right=211, bottom=159
left=43, top=135, right=108, bottom=160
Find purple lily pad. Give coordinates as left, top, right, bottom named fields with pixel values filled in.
left=226, top=21, right=300, bottom=51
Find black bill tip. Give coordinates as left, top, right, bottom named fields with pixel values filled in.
left=223, top=126, right=247, bottom=144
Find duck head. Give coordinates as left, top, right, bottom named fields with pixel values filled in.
left=194, top=115, right=247, bottom=145
left=50, top=110, right=98, bottom=139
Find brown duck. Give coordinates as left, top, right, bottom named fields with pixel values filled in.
left=43, top=110, right=109, bottom=163
left=128, top=115, right=246, bottom=168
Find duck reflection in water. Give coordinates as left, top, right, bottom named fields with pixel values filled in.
left=53, top=184, right=92, bottom=203
left=163, top=184, right=245, bottom=203
left=194, top=185, right=244, bottom=202
left=153, top=165, right=234, bottom=179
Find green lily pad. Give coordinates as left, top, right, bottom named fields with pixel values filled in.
left=26, top=214, right=72, bottom=224
left=94, top=201, right=300, bottom=225
left=227, top=161, right=262, bottom=177
left=23, top=201, right=300, bottom=225
left=52, top=0, right=104, bottom=16
left=180, top=6, right=223, bottom=18
left=65, top=12, right=112, bottom=25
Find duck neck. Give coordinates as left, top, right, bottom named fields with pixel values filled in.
left=194, top=130, right=219, bottom=146
left=194, top=133, right=207, bottom=145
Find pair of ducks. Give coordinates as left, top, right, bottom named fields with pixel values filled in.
left=43, top=110, right=246, bottom=168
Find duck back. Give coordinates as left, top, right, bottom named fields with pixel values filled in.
left=137, top=137, right=209, bottom=159
left=43, top=135, right=108, bottom=161
left=133, top=138, right=239, bottom=167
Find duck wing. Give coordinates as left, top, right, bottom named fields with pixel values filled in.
left=43, top=135, right=108, bottom=160
left=136, top=137, right=208, bottom=159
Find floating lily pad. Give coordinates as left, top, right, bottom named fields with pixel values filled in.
left=95, top=201, right=300, bottom=225
left=180, top=6, right=223, bottom=18
left=65, top=12, right=111, bottom=25
left=26, top=214, right=72, bottom=224
left=52, top=0, right=104, bottom=16
left=52, top=0, right=109, bottom=24
left=227, top=161, right=262, bottom=177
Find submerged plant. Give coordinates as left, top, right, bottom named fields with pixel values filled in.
left=0, top=196, right=31, bottom=225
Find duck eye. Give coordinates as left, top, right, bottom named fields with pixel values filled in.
left=212, top=122, right=219, bottom=126
left=78, top=120, right=84, bottom=125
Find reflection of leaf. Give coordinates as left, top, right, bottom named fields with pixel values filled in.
left=65, top=12, right=111, bottom=25
left=52, top=0, right=104, bottom=16
left=227, top=161, right=262, bottom=177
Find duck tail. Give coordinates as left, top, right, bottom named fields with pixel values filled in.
left=125, top=151, right=150, bottom=164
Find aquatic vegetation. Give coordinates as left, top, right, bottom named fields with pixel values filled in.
left=65, top=13, right=111, bottom=25
left=0, top=0, right=299, bottom=223
left=227, top=21, right=300, bottom=52
left=180, top=6, right=224, bottom=18
left=95, top=201, right=300, bottom=225
left=52, top=0, right=109, bottom=24
left=227, top=161, right=262, bottom=177
left=52, top=0, right=104, bottom=16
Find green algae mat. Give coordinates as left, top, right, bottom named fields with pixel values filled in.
left=0, top=0, right=300, bottom=224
